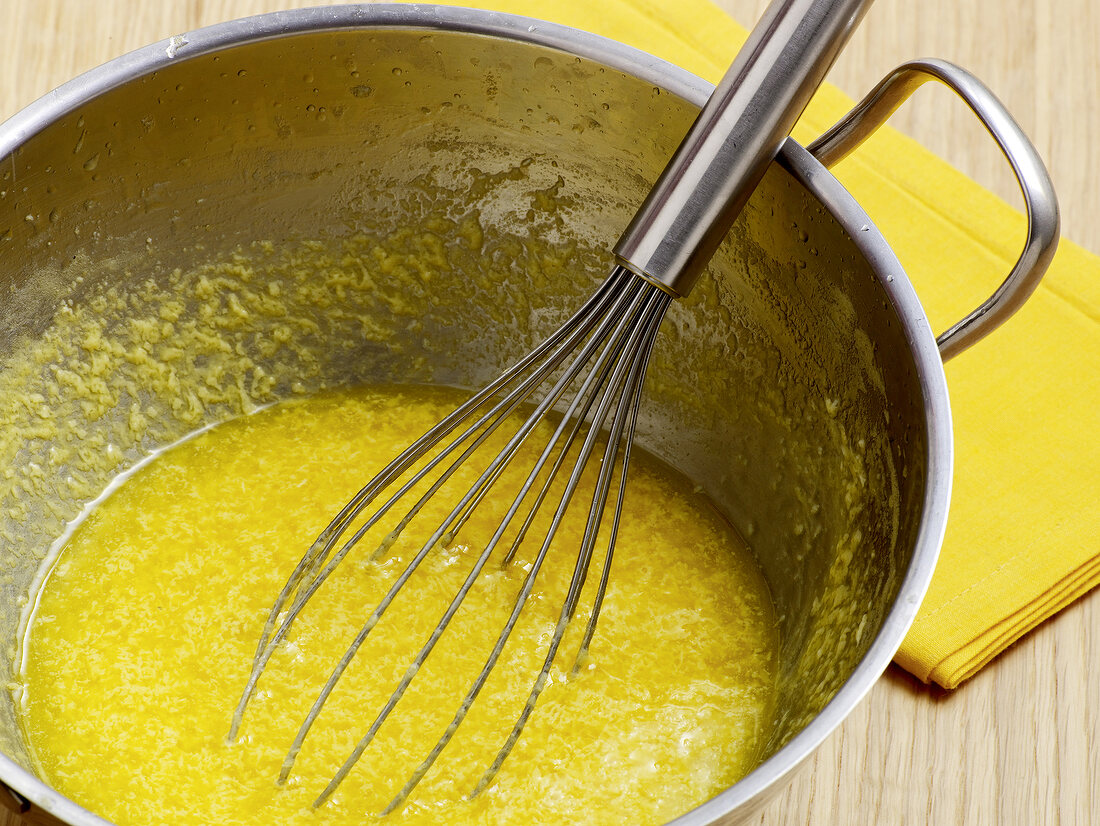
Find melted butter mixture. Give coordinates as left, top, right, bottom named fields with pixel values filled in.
left=19, top=384, right=778, bottom=826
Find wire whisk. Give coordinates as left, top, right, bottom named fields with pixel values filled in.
left=229, top=0, right=872, bottom=811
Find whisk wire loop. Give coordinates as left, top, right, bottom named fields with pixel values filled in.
left=304, top=272, right=666, bottom=809
left=374, top=282, right=672, bottom=812
left=468, top=286, right=673, bottom=801
left=570, top=315, right=658, bottom=673
left=277, top=272, right=650, bottom=791
left=228, top=271, right=633, bottom=742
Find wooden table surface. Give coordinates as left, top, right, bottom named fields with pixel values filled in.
left=1, top=1, right=1096, bottom=824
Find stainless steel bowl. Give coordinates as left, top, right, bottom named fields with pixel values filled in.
left=0, top=6, right=1056, bottom=824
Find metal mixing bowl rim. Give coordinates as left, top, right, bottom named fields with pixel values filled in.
left=0, top=5, right=951, bottom=824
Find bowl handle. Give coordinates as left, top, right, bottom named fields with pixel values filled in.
left=805, top=58, right=1060, bottom=361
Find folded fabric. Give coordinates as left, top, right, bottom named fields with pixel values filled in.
left=437, top=0, right=1100, bottom=689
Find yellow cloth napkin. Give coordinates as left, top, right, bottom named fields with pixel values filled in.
left=439, top=0, right=1100, bottom=688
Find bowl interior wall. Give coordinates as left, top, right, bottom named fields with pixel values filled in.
left=0, top=26, right=926, bottom=791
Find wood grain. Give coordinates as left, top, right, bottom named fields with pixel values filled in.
left=1, top=1, right=1097, bottom=824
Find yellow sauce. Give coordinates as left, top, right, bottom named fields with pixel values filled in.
left=19, top=383, right=778, bottom=825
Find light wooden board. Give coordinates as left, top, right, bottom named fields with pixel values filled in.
left=0, top=1, right=1096, bottom=824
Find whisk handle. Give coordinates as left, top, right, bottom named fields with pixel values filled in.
left=613, top=0, right=872, bottom=297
